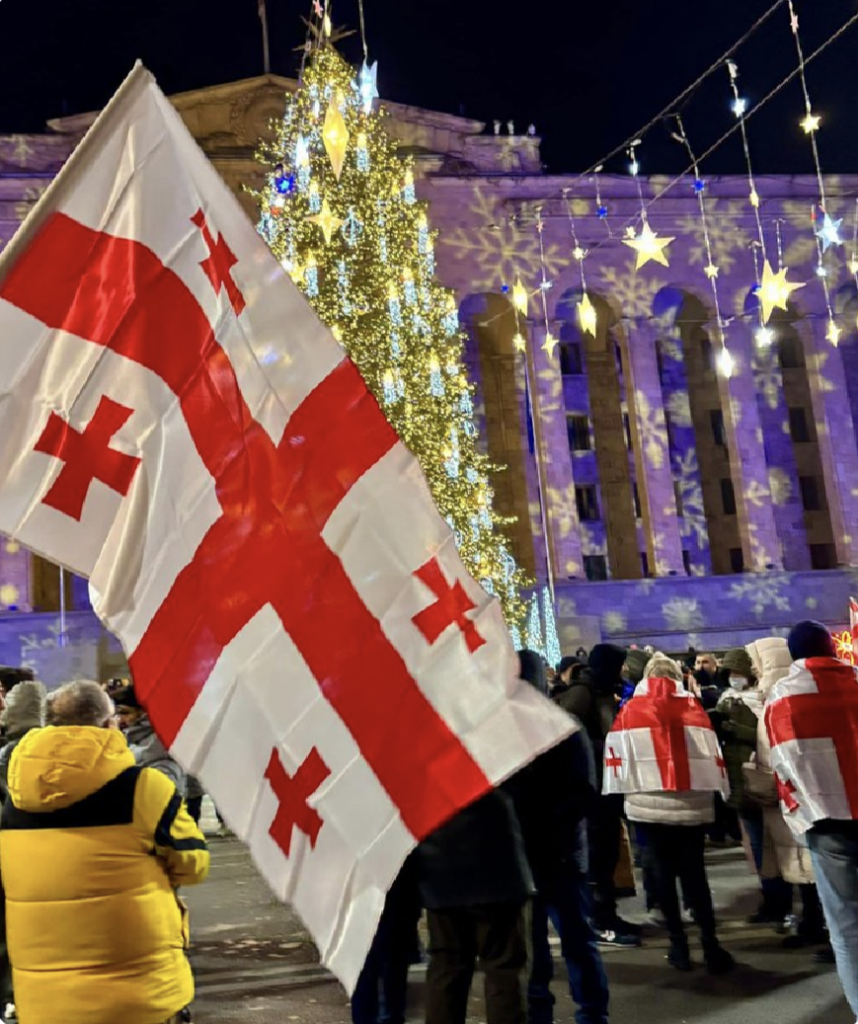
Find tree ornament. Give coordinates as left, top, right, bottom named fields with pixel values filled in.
left=758, top=260, right=804, bottom=323
left=322, top=93, right=349, bottom=180
left=623, top=220, right=675, bottom=270
left=307, top=198, right=344, bottom=244
left=358, top=61, right=379, bottom=115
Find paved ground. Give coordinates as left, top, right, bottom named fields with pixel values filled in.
left=185, top=834, right=850, bottom=1024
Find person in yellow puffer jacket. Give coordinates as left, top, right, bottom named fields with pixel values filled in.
left=0, top=679, right=210, bottom=1024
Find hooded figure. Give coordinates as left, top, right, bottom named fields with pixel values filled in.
left=512, top=652, right=609, bottom=1024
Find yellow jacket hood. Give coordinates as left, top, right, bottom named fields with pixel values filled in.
left=9, top=726, right=136, bottom=812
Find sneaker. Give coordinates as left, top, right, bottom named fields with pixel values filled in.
left=595, top=928, right=642, bottom=949
left=747, top=907, right=786, bottom=926
left=214, top=824, right=232, bottom=838
left=704, top=944, right=736, bottom=975
left=681, top=907, right=695, bottom=925
left=614, top=917, right=642, bottom=937
left=3, top=1005, right=14, bottom=1021
left=646, top=908, right=666, bottom=928
left=179, top=1009, right=193, bottom=1024
left=667, top=942, right=692, bottom=972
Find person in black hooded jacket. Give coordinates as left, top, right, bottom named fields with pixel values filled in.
left=511, top=651, right=610, bottom=1024
left=555, top=643, right=640, bottom=947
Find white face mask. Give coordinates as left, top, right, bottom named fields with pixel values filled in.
left=729, top=675, right=751, bottom=691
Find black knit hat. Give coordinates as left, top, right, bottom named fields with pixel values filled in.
left=0, top=666, right=35, bottom=693
left=112, top=684, right=142, bottom=710
left=788, top=620, right=836, bottom=661
left=556, top=655, right=581, bottom=677
left=624, top=649, right=650, bottom=684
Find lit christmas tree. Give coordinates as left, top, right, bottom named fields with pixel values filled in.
left=256, top=45, right=526, bottom=626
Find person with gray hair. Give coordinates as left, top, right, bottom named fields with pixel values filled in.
left=0, top=680, right=47, bottom=798
left=0, top=678, right=209, bottom=1024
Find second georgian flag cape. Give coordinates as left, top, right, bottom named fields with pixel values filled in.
left=603, top=677, right=730, bottom=797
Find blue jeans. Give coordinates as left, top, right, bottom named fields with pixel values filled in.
left=807, top=828, right=858, bottom=1018
left=741, top=812, right=793, bottom=917
left=528, top=876, right=609, bottom=1024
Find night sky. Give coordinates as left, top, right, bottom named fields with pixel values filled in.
left=1, top=0, right=858, bottom=176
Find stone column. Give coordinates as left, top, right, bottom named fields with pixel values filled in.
left=528, top=322, right=585, bottom=581
left=623, top=320, right=686, bottom=575
left=717, top=325, right=784, bottom=572
left=800, top=319, right=858, bottom=567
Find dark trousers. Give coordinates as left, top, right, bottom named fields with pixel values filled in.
left=587, top=796, right=622, bottom=930
left=426, top=902, right=526, bottom=1024
left=0, top=876, right=11, bottom=1007
left=351, top=867, right=421, bottom=1024
left=636, top=823, right=717, bottom=949
left=528, top=877, right=609, bottom=1024
left=741, top=811, right=793, bottom=918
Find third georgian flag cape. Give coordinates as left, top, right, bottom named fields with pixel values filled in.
left=0, top=64, right=575, bottom=989
left=603, top=677, right=730, bottom=797
left=764, top=657, right=858, bottom=835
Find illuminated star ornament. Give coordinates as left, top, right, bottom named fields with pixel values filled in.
left=307, top=198, right=345, bottom=244
left=623, top=220, right=675, bottom=270
left=542, top=332, right=559, bottom=357
left=512, top=278, right=528, bottom=316
left=704, top=264, right=720, bottom=281
left=577, top=292, right=597, bottom=337
left=827, top=319, right=842, bottom=346
left=358, top=61, right=379, bottom=115
left=815, top=211, right=843, bottom=252
left=322, top=93, right=349, bottom=180
left=758, top=260, right=804, bottom=323
left=801, top=112, right=821, bottom=135
left=512, top=332, right=527, bottom=353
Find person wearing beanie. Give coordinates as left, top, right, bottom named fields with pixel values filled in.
left=611, top=654, right=735, bottom=974
left=765, top=621, right=858, bottom=1018
left=555, top=643, right=640, bottom=948
left=113, top=684, right=186, bottom=796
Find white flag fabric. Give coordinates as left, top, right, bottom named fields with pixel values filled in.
left=603, top=678, right=729, bottom=798
left=764, top=657, right=858, bottom=836
left=0, top=64, right=574, bottom=989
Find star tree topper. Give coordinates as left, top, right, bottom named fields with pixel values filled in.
left=758, top=260, right=804, bottom=323
left=623, top=220, right=675, bottom=270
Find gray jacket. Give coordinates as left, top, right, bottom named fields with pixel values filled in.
left=126, top=715, right=186, bottom=796
left=625, top=790, right=715, bottom=826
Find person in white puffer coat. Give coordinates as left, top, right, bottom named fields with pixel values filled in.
left=623, top=654, right=735, bottom=975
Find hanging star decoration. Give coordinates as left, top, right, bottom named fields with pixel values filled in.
left=758, top=260, right=804, bottom=323
left=704, top=264, right=720, bottom=280
left=850, top=257, right=858, bottom=276
left=512, top=332, right=527, bottom=353
left=313, top=0, right=323, bottom=15
left=801, top=112, right=821, bottom=134
left=322, top=93, right=349, bottom=179
left=827, top=319, right=842, bottom=346
left=307, top=198, right=345, bottom=244
left=358, top=60, right=379, bottom=115
left=815, top=211, right=843, bottom=252
left=623, top=220, right=675, bottom=270
left=749, top=190, right=760, bottom=209
left=573, top=246, right=586, bottom=261
left=790, top=9, right=799, bottom=33
left=577, top=292, right=597, bottom=337
left=512, top=278, right=528, bottom=316
left=542, top=332, right=559, bottom=356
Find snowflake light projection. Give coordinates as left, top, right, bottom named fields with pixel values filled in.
left=662, top=597, right=705, bottom=632
left=729, top=575, right=790, bottom=617
left=597, top=258, right=665, bottom=318
left=437, top=185, right=565, bottom=292
left=677, top=200, right=750, bottom=275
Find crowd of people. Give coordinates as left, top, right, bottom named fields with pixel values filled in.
left=354, top=621, right=858, bottom=1024
left=0, top=619, right=852, bottom=1024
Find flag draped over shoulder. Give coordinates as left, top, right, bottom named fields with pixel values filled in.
left=603, top=678, right=729, bottom=798
left=764, top=657, right=858, bottom=836
left=0, top=64, right=574, bottom=989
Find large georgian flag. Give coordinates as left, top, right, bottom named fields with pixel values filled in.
left=765, top=657, right=858, bottom=836
left=603, top=678, right=729, bottom=798
left=0, top=64, right=574, bottom=988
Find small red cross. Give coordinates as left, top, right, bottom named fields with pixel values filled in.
left=412, top=557, right=486, bottom=654
left=715, top=755, right=727, bottom=778
left=775, top=773, right=800, bottom=814
left=191, top=209, right=246, bottom=317
left=265, top=747, right=331, bottom=858
left=34, top=396, right=141, bottom=521
left=605, top=747, right=623, bottom=778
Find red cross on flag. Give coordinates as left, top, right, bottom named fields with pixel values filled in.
left=603, top=678, right=729, bottom=798
left=0, top=64, right=574, bottom=990
left=765, top=657, right=858, bottom=836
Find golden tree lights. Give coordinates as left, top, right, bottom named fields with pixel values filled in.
left=255, top=46, right=527, bottom=627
